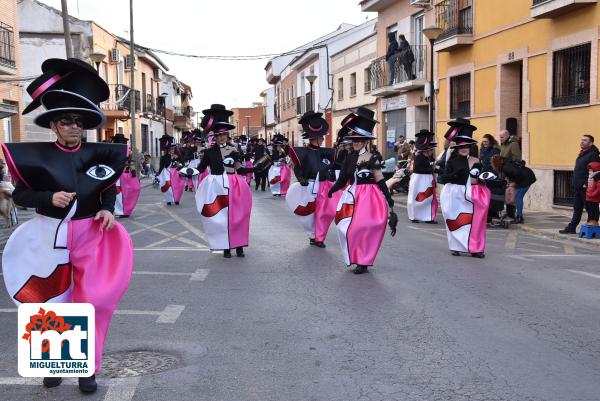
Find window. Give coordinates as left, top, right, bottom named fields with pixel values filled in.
left=552, top=43, right=591, bottom=107
left=450, top=73, right=470, bottom=118
left=338, top=77, right=344, bottom=100
left=364, top=68, right=372, bottom=92
left=553, top=170, right=574, bottom=205
left=350, top=73, right=357, bottom=97
left=0, top=22, right=16, bottom=69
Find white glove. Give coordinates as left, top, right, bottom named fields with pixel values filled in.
left=469, top=167, right=480, bottom=178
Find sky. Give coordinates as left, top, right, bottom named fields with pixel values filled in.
left=38, top=0, right=375, bottom=111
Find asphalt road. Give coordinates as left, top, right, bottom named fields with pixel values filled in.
left=0, top=184, right=599, bottom=401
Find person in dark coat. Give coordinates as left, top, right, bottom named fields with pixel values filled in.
left=252, top=138, right=270, bottom=191
left=398, top=34, right=415, bottom=80
left=386, top=32, right=400, bottom=85
left=559, top=135, right=600, bottom=233
left=479, top=134, right=500, bottom=172
left=491, top=156, right=536, bottom=224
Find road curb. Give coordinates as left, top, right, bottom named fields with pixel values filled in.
left=516, top=224, right=600, bottom=250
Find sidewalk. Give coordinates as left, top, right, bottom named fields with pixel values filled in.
left=392, top=193, right=600, bottom=250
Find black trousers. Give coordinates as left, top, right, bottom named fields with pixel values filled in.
left=587, top=201, right=599, bottom=222
left=254, top=170, right=267, bottom=190
left=568, top=187, right=592, bottom=229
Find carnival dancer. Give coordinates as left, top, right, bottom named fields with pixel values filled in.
left=243, top=149, right=254, bottom=185
left=440, top=118, right=491, bottom=258
left=286, top=111, right=338, bottom=248
left=252, top=137, right=270, bottom=191
left=2, top=58, right=133, bottom=393
left=111, top=133, right=141, bottom=218
left=407, top=129, right=438, bottom=224
left=195, top=104, right=254, bottom=258
left=327, top=107, right=397, bottom=274
left=268, top=134, right=291, bottom=197
left=157, top=145, right=185, bottom=205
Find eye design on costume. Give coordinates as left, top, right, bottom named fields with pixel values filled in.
left=86, top=164, right=115, bottom=180
left=223, top=157, right=235, bottom=167
left=322, top=159, right=331, bottom=165
left=357, top=169, right=371, bottom=178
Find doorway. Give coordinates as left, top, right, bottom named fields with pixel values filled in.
left=499, top=60, right=524, bottom=140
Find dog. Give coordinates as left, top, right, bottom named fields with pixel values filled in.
left=0, top=182, right=17, bottom=228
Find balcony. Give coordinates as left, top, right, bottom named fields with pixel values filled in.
left=433, top=0, right=474, bottom=52
left=531, top=0, right=596, bottom=18
left=101, top=84, right=140, bottom=118
left=145, top=94, right=155, bottom=115
left=0, top=22, right=16, bottom=75
left=369, top=45, right=427, bottom=97
left=174, top=106, right=193, bottom=129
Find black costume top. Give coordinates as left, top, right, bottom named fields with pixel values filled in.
left=441, top=155, right=480, bottom=185
left=271, top=147, right=287, bottom=162
left=157, top=154, right=181, bottom=174
left=288, top=144, right=336, bottom=182
left=197, top=144, right=253, bottom=175
left=4, top=141, right=126, bottom=219
left=333, top=148, right=349, bottom=171
left=412, top=153, right=434, bottom=174
left=252, top=145, right=270, bottom=161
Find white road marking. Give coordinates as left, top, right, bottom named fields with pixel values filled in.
left=133, top=268, right=209, bottom=281
left=567, top=270, right=600, bottom=280
left=0, top=305, right=185, bottom=324
left=134, top=247, right=208, bottom=252
left=128, top=221, right=201, bottom=247
left=505, top=230, right=518, bottom=250
left=406, top=225, right=447, bottom=238
left=128, top=220, right=170, bottom=236
left=143, top=230, right=190, bottom=248
left=190, top=268, right=210, bottom=281
left=159, top=204, right=207, bottom=242
left=0, top=376, right=141, bottom=401
left=563, top=244, right=576, bottom=255
left=155, top=304, right=185, bottom=324
left=515, top=254, right=598, bottom=258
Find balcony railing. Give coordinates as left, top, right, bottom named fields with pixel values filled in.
left=296, top=96, right=304, bottom=115
left=156, top=97, right=165, bottom=116
left=0, top=22, right=16, bottom=70
left=435, top=0, right=473, bottom=41
left=369, top=44, right=426, bottom=91
left=145, top=94, right=155, bottom=114
left=174, top=106, right=191, bottom=118
left=101, top=84, right=140, bottom=113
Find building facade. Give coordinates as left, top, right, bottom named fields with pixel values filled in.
left=432, top=0, right=600, bottom=210
left=231, top=105, right=264, bottom=138
left=361, top=0, right=433, bottom=158
left=0, top=0, right=23, bottom=147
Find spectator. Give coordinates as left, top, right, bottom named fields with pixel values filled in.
left=398, top=34, right=416, bottom=80
left=386, top=32, right=400, bottom=85
left=480, top=134, right=500, bottom=172
left=560, top=135, right=600, bottom=234
left=498, top=129, right=521, bottom=161
left=586, top=162, right=600, bottom=226
left=394, top=135, right=411, bottom=162
left=0, top=159, right=5, bottom=181
left=491, top=156, right=537, bottom=224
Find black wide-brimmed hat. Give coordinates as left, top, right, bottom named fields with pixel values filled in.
left=415, top=129, right=437, bottom=151
left=299, top=111, right=329, bottom=139
left=112, top=133, right=129, bottom=144
left=23, top=58, right=110, bottom=115
left=271, top=133, right=286, bottom=145
left=346, top=107, right=377, bottom=141
left=336, top=112, right=356, bottom=145
left=201, top=104, right=236, bottom=134
left=34, top=90, right=105, bottom=129
left=444, top=117, right=477, bottom=142
left=159, top=134, right=175, bottom=149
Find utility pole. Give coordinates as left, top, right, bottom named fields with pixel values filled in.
left=60, top=0, right=73, bottom=58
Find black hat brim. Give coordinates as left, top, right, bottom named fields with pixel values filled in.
left=447, top=120, right=477, bottom=131
left=34, top=107, right=105, bottom=129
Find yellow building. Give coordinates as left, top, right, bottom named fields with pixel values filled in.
left=432, top=0, right=600, bottom=210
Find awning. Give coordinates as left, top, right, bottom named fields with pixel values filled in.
left=0, top=102, right=18, bottom=119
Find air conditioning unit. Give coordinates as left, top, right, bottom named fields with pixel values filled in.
left=410, top=0, right=430, bottom=7
left=110, top=48, right=120, bottom=63
left=153, top=68, right=163, bottom=81
left=124, top=54, right=136, bottom=70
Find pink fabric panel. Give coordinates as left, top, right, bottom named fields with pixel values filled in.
left=244, top=160, right=253, bottom=184
left=228, top=174, right=253, bottom=248
left=468, top=184, right=491, bottom=253
left=314, top=180, right=340, bottom=243
left=347, top=184, right=387, bottom=266
left=169, top=167, right=185, bottom=202
left=280, top=164, right=291, bottom=195
left=119, top=172, right=141, bottom=216
left=67, top=218, right=133, bottom=373
left=431, top=177, right=439, bottom=221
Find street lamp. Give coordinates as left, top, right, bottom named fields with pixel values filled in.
left=423, top=26, right=443, bottom=133
left=90, top=52, right=106, bottom=142
left=305, top=74, right=317, bottom=112
left=245, top=115, right=251, bottom=137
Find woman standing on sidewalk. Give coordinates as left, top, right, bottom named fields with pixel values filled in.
left=195, top=104, right=254, bottom=258
left=327, top=108, right=397, bottom=274
left=491, top=156, right=536, bottom=224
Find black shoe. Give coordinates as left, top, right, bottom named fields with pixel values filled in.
left=43, top=377, right=62, bottom=388
left=559, top=227, right=577, bottom=234
left=451, top=251, right=460, bottom=256
left=78, top=375, right=97, bottom=393
left=425, top=220, right=439, bottom=225
left=511, top=216, right=524, bottom=224
left=175, top=202, right=179, bottom=205
left=353, top=265, right=368, bottom=274
left=471, top=252, right=485, bottom=259
left=224, top=250, right=232, bottom=258
left=166, top=202, right=172, bottom=206
left=410, top=219, right=420, bottom=223
left=312, top=241, right=326, bottom=248
left=236, top=247, right=245, bottom=257
left=310, top=239, right=315, bottom=246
